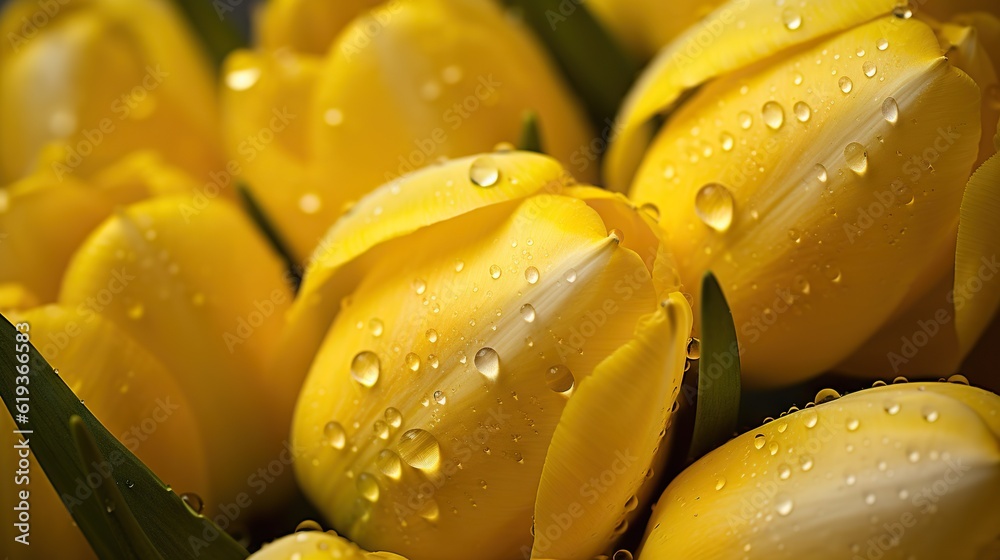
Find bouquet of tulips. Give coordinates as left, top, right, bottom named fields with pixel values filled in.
left=1, top=0, right=999, bottom=558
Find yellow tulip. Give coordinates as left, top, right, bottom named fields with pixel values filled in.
left=639, top=381, right=1000, bottom=559
left=0, top=0, right=224, bottom=183
left=221, top=0, right=596, bottom=262
left=585, top=0, right=726, bottom=60
left=284, top=151, right=691, bottom=560
left=606, top=0, right=1000, bottom=386
left=0, top=305, right=212, bottom=560
left=255, top=0, right=384, bottom=55
left=55, top=196, right=298, bottom=511
left=248, top=530, right=407, bottom=559
left=0, top=152, right=201, bottom=308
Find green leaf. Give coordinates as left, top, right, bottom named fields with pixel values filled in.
left=237, top=183, right=302, bottom=291
left=170, top=0, right=245, bottom=68
left=688, top=272, right=742, bottom=462
left=0, top=317, right=249, bottom=560
left=502, top=0, right=639, bottom=125
left=517, top=110, right=544, bottom=153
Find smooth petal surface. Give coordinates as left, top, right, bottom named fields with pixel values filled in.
left=0, top=305, right=211, bottom=560
left=530, top=293, right=692, bottom=559
left=628, top=17, right=981, bottom=386
left=586, top=0, right=725, bottom=60
left=255, top=0, right=383, bottom=55
left=954, top=153, right=1000, bottom=356
left=58, top=197, right=296, bottom=507
left=293, top=193, right=665, bottom=560
left=0, top=0, right=223, bottom=182
left=639, top=382, right=1000, bottom=559
left=248, top=531, right=407, bottom=560
left=281, top=152, right=574, bottom=389
left=605, top=0, right=901, bottom=190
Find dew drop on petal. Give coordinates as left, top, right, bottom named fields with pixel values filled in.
left=356, top=473, right=380, bottom=502
left=324, top=421, right=346, bottom=449
left=793, top=101, right=812, bottom=122
left=474, top=347, right=500, bottom=381
left=377, top=449, right=402, bottom=479
left=489, top=264, right=502, bottom=279
left=844, top=142, right=868, bottom=173
left=351, top=351, right=380, bottom=387
left=694, top=183, right=735, bottom=232
left=738, top=111, right=753, bottom=130
left=385, top=407, right=403, bottom=428
left=405, top=352, right=421, bottom=372
left=882, top=97, right=899, bottom=124
left=524, top=266, right=540, bottom=284
left=782, top=8, right=802, bottom=30
left=876, top=37, right=889, bottom=51
left=863, top=61, right=877, bottom=78
left=545, top=365, right=575, bottom=394
left=762, top=101, right=785, bottom=130
left=520, top=303, right=536, bottom=323
left=398, top=429, right=442, bottom=470
left=839, top=76, right=854, bottom=94
left=753, top=434, right=766, bottom=450
left=469, top=157, right=500, bottom=187
left=775, top=495, right=794, bottom=516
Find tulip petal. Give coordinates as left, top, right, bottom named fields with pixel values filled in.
left=256, top=0, right=383, bottom=55
left=629, top=17, right=982, bottom=385
left=293, top=194, right=660, bottom=560
left=282, top=152, right=573, bottom=386
left=530, top=293, right=691, bottom=559
left=605, top=0, right=902, bottom=190
left=639, top=383, right=1000, bottom=559
left=1, top=305, right=211, bottom=560
left=58, top=197, right=296, bottom=506
left=955, top=153, right=1000, bottom=356
left=248, top=531, right=407, bottom=560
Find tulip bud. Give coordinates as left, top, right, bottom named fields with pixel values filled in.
left=255, top=0, right=383, bottom=55
left=286, top=151, right=691, bottom=559
left=0, top=305, right=211, bottom=560
left=56, top=197, right=297, bottom=509
left=585, top=0, right=725, bottom=60
left=639, top=382, right=1000, bottom=559
left=0, top=152, right=201, bottom=307
left=0, top=0, right=224, bottom=183
left=248, top=530, right=407, bottom=559
left=609, top=0, right=1000, bottom=385
left=222, top=0, right=596, bottom=261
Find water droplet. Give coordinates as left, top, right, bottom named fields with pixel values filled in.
left=857, top=47, right=867, bottom=57
left=489, top=264, right=502, bottom=279
left=695, top=183, right=735, bottom=232
left=323, top=108, right=344, bottom=127
left=686, top=337, right=702, bottom=360
left=803, top=410, right=819, bottom=428
left=863, top=61, right=877, bottom=78
left=844, top=142, right=868, bottom=173
left=474, top=347, right=500, bottom=381
left=720, top=132, right=735, bottom=151
left=738, top=111, right=753, bottom=130
left=715, top=477, right=727, bottom=490
left=385, top=407, right=403, bottom=428
left=546, top=365, right=575, bottom=394
left=846, top=417, right=860, bottom=431
left=405, top=352, right=421, bottom=372
left=839, top=76, right=854, bottom=93
left=357, top=473, right=380, bottom=502
left=814, top=163, right=829, bottom=183
left=865, top=492, right=877, bottom=505
left=324, top=421, right=346, bottom=449
left=417, top=498, right=440, bottom=521
left=877, top=37, right=889, bottom=51
left=922, top=406, right=939, bottom=423
left=793, top=101, right=812, bottom=122
left=433, top=390, right=447, bottom=405
left=762, top=101, right=785, bottom=130
left=775, top=495, right=794, bottom=516
left=908, top=449, right=921, bottom=463
left=525, top=266, right=540, bottom=284
left=663, top=164, right=676, bottom=180
left=815, top=388, right=841, bottom=404
left=398, top=429, right=442, bottom=470
left=520, top=303, right=536, bottom=323
left=782, top=8, right=802, bottom=30
left=295, top=520, right=323, bottom=532
left=181, top=492, right=204, bottom=513
left=793, top=72, right=804, bottom=86
left=884, top=400, right=901, bottom=415
left=892, top=3, right=913, bottom=18
left=469, top=157, right=500, bottom=187
left=454, top=260, right=465, bottom=272
left=778, top=463, right=792, bottom=480
left=613, top=550, right=634, bottom=560
left=377, top=449, right=403, bottom=479
left=350, top=351, right=380, bottom=387
left=374, top=419, right=390, bottom=439
left=369, top=319, right=384, bottom=337
left=426, top=329, right=438, bottom=343
left=754, top=434, right=766, bottom=450
left=800, top=455, right=814, bottom=471
left=947, top=374, right=970, bottom=385
left=881, top=97, right=899, bottom=124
